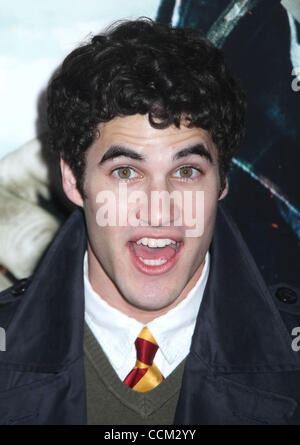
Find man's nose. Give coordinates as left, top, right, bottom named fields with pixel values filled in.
left=137, top=178, right=182, bottom=227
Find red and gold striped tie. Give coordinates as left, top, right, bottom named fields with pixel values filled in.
left=123, top=327, right=164, bottom=392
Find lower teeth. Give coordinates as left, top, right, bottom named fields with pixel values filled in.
left=138, top=257, right=168, bottom=266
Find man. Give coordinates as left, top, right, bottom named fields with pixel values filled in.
left=0, top=18, right=299, bottom=425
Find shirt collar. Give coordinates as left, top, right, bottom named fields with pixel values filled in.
left=84, top=251, right=210, bottom=369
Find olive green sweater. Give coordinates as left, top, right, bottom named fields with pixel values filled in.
left=84, top=322, right=186, bottom=425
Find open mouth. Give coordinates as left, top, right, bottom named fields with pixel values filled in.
left=127, top=237, right=183, bottom=276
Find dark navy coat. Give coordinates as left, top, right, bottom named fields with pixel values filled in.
left=0, top=204, right=299, bottom=425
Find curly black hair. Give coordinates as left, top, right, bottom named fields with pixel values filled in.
left=47, top=17, right=246, bottom=196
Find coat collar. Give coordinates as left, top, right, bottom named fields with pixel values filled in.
left=191, top=203, right=300, bottom=372
left=1, top=203, right=299, bottom=373
left=0, top=209, right=87, bottom=372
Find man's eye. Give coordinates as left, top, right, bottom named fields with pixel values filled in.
left=174, top=166, right=201, bottom=179
left=112, top=167, right=138, bottom=180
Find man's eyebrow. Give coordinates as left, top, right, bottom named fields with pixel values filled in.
left=172, top=144, right=213, bottom=164
left=99, top=142, right=213, bottom=165
left=99, top=145, right=146, bottom=165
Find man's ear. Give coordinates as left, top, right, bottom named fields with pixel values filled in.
left=218, top=177, right=229, bottom=201
left=60, top=159, right=84, bottom=207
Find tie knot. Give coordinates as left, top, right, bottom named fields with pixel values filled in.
left=123, top=326, right=164, bottom=391
left=135, top=327, right=158, bottom=366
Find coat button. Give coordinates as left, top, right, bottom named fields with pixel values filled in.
left=275, top=287, right=297, bottom=304
left=11, top=279, right=29, bottom=296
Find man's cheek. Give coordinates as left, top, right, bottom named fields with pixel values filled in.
left=183, top=190, right=205, bottom=238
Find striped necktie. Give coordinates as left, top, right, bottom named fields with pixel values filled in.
left=123, top=327, right=164, bottom=392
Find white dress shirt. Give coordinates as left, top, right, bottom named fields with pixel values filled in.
left=84, top=251, right=210, bottom=380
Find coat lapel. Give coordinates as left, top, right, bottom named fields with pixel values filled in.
left=0, top=209, right=87, bottom=424
left=175, top=203, right=300, bottom=424
left=0, top=209, right=87, bottom=373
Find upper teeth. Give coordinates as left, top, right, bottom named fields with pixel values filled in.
left=136, top=237, right=177, bottom=248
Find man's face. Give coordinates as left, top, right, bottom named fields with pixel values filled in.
left=62, top=114, right=227, bottom=316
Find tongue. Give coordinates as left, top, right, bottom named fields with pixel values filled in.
left=131, top=242, right=176, bottom=260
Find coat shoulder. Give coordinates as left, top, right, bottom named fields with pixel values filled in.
left=0, top=278, right=30, bottom=329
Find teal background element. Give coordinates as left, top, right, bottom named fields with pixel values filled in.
left=0, top=0, right=160, bottom=158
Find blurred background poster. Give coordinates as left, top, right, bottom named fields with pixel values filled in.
left=0, top=0, right=160, bottom=156
left=0, top=0, right=299, bottom=290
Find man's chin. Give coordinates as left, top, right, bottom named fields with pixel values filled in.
left=121, top=289, right=182, bottom=312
